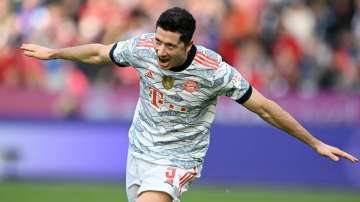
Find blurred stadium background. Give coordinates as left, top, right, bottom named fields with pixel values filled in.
left=0, top=0, right=360, bottom=201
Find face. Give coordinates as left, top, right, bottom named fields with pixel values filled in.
left=154, top=27, right=193, bottom=70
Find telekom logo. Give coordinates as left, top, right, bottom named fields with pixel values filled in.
left=148, top=86, right=187, bottom=113
left=149, top=86, right=164, bottom=108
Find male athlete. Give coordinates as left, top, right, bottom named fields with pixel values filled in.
left=21, top=7, right=358, bottom=202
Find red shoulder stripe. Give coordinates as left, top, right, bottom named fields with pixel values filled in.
left=139, top=38, right=153, bottom=42
left=137, top=45, right=154, bottom=48
left=196, top=51, right=219, bottom=65
left=137, top=42, right=154, bottom=48
left=196, top=54, right=219, bottom=67
left=137, top=38, right=155, bottom=47
left=138, top=42, right=154, bottom=46
left=194, top=56, right=218, bottom=69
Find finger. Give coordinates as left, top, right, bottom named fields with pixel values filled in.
left=333, top=149, right=359, bottom=163
left=20, top=43, right=27, bottom=49
left=340, top=153, right=358, bottom=163
left=20, top=44, right=34, bottom=52
left=21, top=47, right=34, bottom=52
left=20, top=43, right=31, bottom=49
left=23, top=51, right=36, bottom=57
left=326, top=153, right=340, bottom=161
left=21, top=44, right=38, bottom=51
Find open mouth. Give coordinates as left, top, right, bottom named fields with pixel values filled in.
left=158, top=57, right=170, bottom=67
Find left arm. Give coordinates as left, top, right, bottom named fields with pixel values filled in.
left=242, top=88, right=358, bottom=163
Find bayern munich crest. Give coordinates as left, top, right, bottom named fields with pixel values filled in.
left=183, top=80, right=199, bottom=92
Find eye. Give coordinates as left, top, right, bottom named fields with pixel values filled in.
left=155, top=39, right=161, bottom=45
left=165, top=44, right=177, bottom=50
left=166, top=45, right=175, bottom=50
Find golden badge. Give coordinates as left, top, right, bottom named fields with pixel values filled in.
left=162, top=76, right=175, bottom=90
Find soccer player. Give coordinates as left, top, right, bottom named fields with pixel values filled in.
left=21, top=7, right=358, bottom=202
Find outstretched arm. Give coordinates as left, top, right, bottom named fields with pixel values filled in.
left=242, top=88, right=358, bottom=163
left=21, top=43, right=113, bottom=64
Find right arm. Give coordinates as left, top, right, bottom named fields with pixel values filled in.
left=242, top=88, right=358, bottom=163
left=21, top=43, right=114, bottom=65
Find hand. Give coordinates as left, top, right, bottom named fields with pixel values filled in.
left=21, top=43, right=55, bottom=60
left=314, top=142, right=358, bottom=163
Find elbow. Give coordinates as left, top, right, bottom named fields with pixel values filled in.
left=87, top=44, right=108, bottom=64
left=258, top=110, right=271, bottom=121
left=91, top=56, right=104, bottom=64
left=256, top=98, right=274, bottom=119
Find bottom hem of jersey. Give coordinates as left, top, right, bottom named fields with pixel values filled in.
left=128, top=148, right=203, bottom=169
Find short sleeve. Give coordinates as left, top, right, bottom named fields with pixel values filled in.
left=109, top=38, right=135, bottom=67
left=215, top=62, right=252, bottom=104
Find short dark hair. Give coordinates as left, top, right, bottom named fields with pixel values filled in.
left=156, top=7, right=196, bottom=44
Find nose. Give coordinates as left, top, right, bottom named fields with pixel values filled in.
left=156, top=45, right=167, bottom=57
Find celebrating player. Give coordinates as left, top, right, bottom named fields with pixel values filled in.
left=21, top=7, right=358, bottom=202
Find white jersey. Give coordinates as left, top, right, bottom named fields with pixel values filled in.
left=110, top=33, right=252, bottom=169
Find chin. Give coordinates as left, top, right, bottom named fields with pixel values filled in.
left=158, top=64, right=172, bottom=69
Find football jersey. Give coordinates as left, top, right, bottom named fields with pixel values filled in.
left=110, top=33, right=252, bottom=169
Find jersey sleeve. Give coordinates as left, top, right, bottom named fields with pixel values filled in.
left=215, top=62, right=252, bottom=104
left=109, top=37, right=136, bottom=67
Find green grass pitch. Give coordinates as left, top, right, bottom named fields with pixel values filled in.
left=0, top=181, right=359, bottom=202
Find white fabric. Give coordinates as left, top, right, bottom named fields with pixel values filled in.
left=111, top=33, right=251, bottom=169
left=126, top=151, right=201, bottom=202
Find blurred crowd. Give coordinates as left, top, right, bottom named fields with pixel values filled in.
left=1, top=0, right=360, bottom=99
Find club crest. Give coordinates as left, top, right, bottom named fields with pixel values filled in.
left=183, top=80, right=199, bottom=92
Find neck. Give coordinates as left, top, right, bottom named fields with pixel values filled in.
left=169, top=45, right=197, bottom=72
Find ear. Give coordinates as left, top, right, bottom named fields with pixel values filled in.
left=185, top=40, right=193, bottom=52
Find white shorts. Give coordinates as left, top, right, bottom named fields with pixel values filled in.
left=126, top=151, right=202, bottom=202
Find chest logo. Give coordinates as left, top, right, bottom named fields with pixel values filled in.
left=162, top=76, right=174, bottom=90
left=183, top=80, right=199, bottom=93
left=145, top=70, right=154, bottom=78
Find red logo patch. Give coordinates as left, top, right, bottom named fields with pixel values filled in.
left=183, top=80, right=199, bottom=93
left=145, top=70, right=154, bottom=78
left=165, top=167, right=176, bottom=186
